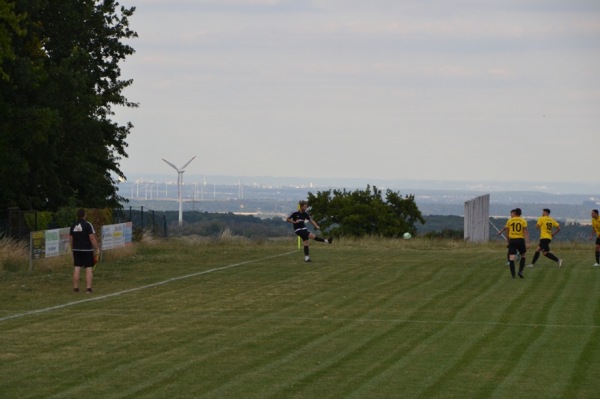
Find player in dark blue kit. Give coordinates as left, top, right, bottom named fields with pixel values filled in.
left=287, top=201, right=333, bottom=262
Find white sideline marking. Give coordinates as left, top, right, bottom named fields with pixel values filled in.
left=0, top=251, right=296, bottom=323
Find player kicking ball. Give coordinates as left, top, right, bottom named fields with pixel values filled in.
left=287, top=200, right=333, bottom=262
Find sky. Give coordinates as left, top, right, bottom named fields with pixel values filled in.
left=114, top=0, right=600, bottom=186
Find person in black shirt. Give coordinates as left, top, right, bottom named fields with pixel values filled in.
left=69, top=209, right=99, bottom=293
left=286, top=201, right=332, bottom=262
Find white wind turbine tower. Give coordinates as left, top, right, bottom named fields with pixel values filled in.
left=162, top=156, right=196, bottom=227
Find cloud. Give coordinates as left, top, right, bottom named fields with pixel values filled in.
left=137, top=0, right=316, bottom=14
left=116, top=0, right=600, bottom=183
left=487, top=68, right=510, bottom=78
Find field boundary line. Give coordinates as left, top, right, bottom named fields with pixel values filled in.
left=0, top=251, right=296, bottom=323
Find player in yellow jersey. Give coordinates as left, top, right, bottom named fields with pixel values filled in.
left=497, top=208, right=530, bottom=278
left=528, top=208, right=562, bottom=268
left=591, top=209, right=600, bottom=267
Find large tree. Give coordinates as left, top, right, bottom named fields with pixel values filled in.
left=0, top=0, right=137, bottom=210
left=0, top=1, right=23, bottom=80
left=308, top=185, right=425, bottom=238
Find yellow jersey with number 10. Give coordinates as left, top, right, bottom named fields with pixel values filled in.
left=506, top=217, right=528, bottom=239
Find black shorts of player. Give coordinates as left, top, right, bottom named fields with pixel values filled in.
left=508, top=238, right=526, bottom=256
left=596, top=237, right=600, bottom=246
left=295, top=229, right=310, bottom=241
left=539, top=238, right=552, bottom=252
left=73, top=251, right=94, bottom=268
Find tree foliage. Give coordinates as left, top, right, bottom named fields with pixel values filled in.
left=0, top=1, right=24, bottom=80
left=0, top=0, right=137, bottom=211
left=307, top=185, right=425, bottom=238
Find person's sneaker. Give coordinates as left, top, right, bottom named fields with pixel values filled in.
left=593, top=263, right=600, bottom=267
left=526, top=264, right=535, bottom=268
left=86, top=288, right=93, bottom=294
left=558, top=259, right=563, bottom=268
left=304, top=258, right=312, bottom=263
left=518, top=272, right=524, bottom=279
left=328, top=237, right=334, bottom=244
left=73, top=288, right=80, bottom=292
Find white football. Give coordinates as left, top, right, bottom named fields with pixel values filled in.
left=403, top=232, right=412, bottom=240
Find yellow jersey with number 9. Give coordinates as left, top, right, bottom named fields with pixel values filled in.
left=506, top=217, right=528, bottom=239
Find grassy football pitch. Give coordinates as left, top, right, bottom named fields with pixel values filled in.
left=1, top=237, right=599, bottom=398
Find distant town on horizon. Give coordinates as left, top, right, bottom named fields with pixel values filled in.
left=120, top=172, right=599, bottom=196
left=117, top=174, right=599, bottom=223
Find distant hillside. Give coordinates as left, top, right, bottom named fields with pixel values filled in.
left=122, top=196, right=597, bottom=222
left=416, top=215, right=590, bottom=242
left=122, top=209, right=591, bottom=243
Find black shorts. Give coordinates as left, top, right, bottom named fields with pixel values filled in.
left=539, top=238, right=551, bottom=252
left=508, top=238, right=526, bottom=256
left=295, top=229, right=310, bottom=241
left=596, top=237, right=600, bottom=246
left=73, top=251, right=94, bottom=268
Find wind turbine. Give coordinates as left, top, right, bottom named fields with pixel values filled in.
left=162, top=156, right=196, bottom=227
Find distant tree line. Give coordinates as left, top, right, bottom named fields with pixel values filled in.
left=111, top=209, right=598, bottom=242
left=173, top=212, right=289, bottom=238
left=127, top=184, right=429, bottom=240
left=416, top=216, right=592, bottom=242
left=3, top=206, right=592, bottom=243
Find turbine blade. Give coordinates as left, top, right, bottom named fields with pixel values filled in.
left=180, top=156, right=196, bottom=170
left=162, top=158, right=180, bottom=172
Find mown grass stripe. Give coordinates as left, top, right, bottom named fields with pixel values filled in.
left=561, top=264, right=600, bottom=398
left=2, top=240, right=599, bottom=398
left=335, top=254, right=501, bottom=397
left=0, top=251, right=296, bottom=323
left=420, top=262, right=571, bottom=397
left=171, top=249, right=444, bottom=397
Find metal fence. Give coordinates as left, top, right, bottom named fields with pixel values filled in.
left=121, top=206, right=168, bottom=239
left=1, top=208, right=38, bottom=240
left=1, top=207, right=167, bottom=241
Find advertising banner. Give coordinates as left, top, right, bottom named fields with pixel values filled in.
left=44, top=228, right=70, bottom=258
left=31, top=231, right=45, bottom=260
left=101, top=222, right=133, bottom=250
left=30, top=222, right=132, bottom=271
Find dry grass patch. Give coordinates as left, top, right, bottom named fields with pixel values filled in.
left=0, top=236, right=28, bottom=274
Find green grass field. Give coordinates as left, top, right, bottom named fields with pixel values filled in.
left=1, top=237, right=599, bottom=398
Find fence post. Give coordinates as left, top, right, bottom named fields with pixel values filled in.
left=29, top=231, right=33, bottom=272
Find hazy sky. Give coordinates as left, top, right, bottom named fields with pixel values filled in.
left=115, top=0, right=600, bottom=184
